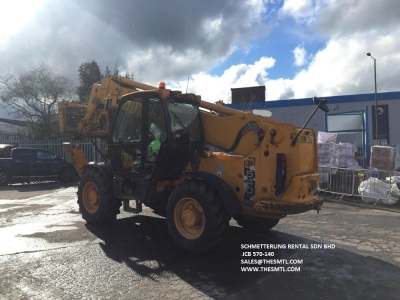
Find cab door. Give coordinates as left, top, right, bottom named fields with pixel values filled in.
left=108, top=95, right=147, bottom=178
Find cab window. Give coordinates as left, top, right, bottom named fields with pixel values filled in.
left=112, top=99, right=143, bottom=143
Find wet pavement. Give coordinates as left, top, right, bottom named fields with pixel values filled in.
left=1, top=183, right=400, bottom=299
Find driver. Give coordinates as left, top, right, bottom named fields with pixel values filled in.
left=147, top=131, right=166, bottom=161
left=147, top=139, right=161, bottom=161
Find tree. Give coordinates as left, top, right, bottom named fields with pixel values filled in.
left=0, top=65, right=73, bottom=139
left=77, top=60, right=102, bottom=103
left=104, top=65, right=111, bottom=78
left=106, top=62, right=134, bottom=80
left=112, top=62, right=120, bottom=77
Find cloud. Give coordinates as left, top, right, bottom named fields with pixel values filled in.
left=1, top=0, right=399, bottom=112
left=293, top=45, right=307, bottom=67
left=315, top=0, right=400, bottom=36
left=279, top=0, right=322, bottom=24
left=280, top=0, right=400, bottom=36
left=171, top=26, right=400, bottom=103
left=274, top=0, right=400, bottom=99
left=175, top=0, right=400, bottom=103
left=290, top=30, right=400, bottom=98
left=169, top=56, right=275, bottom=103
left=0, top=0, right=270, bottom=86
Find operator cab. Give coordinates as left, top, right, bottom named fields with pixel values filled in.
left=108, top=91, right=203, bottom=181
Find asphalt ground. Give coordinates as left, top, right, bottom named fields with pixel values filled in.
left=1, top=182, right=400, bottom=300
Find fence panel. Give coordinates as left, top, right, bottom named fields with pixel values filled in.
left=0, top=131, right=20, bottom=145
left=0, top=131, right=107, bottom=162
left=319, top=166, right=360, bottom=198
left=319, top=165, right=400, bottom=205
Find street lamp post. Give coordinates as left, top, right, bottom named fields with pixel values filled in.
left=366, top=52, right=379, bottom=145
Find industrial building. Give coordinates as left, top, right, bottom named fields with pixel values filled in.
left=227, top=90, right=400, bottom=147
left=226, top=88, right=400, bottom=167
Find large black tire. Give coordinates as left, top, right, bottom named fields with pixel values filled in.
left=167, top=180, right=230, bottom=253
left=59, top=166, right=77, bottom=183
left=77, top=168, right=121, bottom=225
left=234, top=214, right=280, bottom=233
left=0, top=169, right=10, bottom=186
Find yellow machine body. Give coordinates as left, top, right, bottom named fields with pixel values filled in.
left=59, top=75, right=321, bottom=220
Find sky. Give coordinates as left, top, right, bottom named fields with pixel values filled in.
left=0, top=0, right=399, bottom=108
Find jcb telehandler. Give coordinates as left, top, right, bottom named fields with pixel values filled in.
left=59, top=75, right=327, bottom=253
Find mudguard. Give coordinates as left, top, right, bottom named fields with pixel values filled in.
left=81, top=162, right=121, bottom=198
left=181, top=171, right=242, bottom=216
left=82, top=162, right=114, bottom=179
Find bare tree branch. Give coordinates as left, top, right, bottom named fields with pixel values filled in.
left=0, top=65, right=73, bottom=139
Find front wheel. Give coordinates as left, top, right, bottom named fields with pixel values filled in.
left=167, top=180, right=230, bottom=253
left=77, top=168, right=121, bottom=225
left=0, top=169, right=10, bottom=186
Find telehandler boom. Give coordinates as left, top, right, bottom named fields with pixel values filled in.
left=59, top=75, right=326, bottom=253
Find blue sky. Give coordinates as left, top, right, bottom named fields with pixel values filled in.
left=210, top=2, right=324, bottom=80
left=0, top=0, right=400, bottom=110
left=212, top=24, right=325, bottom=80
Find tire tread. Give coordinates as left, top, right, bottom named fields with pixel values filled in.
left=77, top=168, right=121, bottom=225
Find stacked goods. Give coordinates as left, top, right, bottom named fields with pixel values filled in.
left=370, top=146, right=395, bottom=170
left=318, top=142, right=360, bottom=182
left=318, top=143, right=337, bottom=182
left=334, top=143, right=360, bottom=169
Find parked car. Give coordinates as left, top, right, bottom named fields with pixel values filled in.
left=0, top=147, right=77, bottom=185
left=0, top=144, right=18, bottom=158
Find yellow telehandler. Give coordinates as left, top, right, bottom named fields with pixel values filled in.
left=59, top=75, right=327, bottom=253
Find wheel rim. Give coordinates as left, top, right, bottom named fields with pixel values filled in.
left=82, top=182, right=100, bottom=213
left=0, top=172, right=6, bottom=183
left=62, top=169, right=74, bottom=181
left=174, top=197, right=205, bottom=239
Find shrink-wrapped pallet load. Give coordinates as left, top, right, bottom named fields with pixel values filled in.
left=317, top=142, right=361, bottom=185
left=370, top=146, right=394, bottom=170
left=317, top=143, right=337, bottom=181
left=334, top=143, right=360, bottom=169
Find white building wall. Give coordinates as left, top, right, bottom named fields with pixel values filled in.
left=267, top=98, right=400, bottom=146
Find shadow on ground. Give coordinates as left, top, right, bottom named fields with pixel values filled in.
left=85, top=215, right=400, bottom=300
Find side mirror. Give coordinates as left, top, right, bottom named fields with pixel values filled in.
left=313, top=97, right=329, bottom=112
left=291, top=96, right=330, bottom=147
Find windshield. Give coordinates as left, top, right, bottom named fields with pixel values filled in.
left=168, top=100, right=202, bottom=141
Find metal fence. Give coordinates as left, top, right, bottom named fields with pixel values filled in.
left=0, top=131, right=108, bottom=162
left=318, top=165, right=400, bottom=205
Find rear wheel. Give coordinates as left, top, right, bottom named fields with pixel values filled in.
left=77, top=168, right=121, bottom=225
left=0, top=169, right=10, bottom=186
left=167, top=180, right=230, bottom=253
left=234, top=214, right=280, bottom=233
